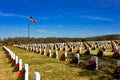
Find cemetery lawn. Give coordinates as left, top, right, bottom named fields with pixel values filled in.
left=0, top=46, right=17, bottom=80
left=0, top=45, right=119, bottom=80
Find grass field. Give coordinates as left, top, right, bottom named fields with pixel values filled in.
left=0, top=43, right=120, bottom=80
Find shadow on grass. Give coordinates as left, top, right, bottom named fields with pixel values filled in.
left=67, top=54, right=117, bottom=80
left=79, top=70, right=99, bottom=76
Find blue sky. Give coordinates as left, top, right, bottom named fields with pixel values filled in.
left=0, top=0, right=120, bottom=38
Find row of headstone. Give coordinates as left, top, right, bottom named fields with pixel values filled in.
left=111, top=41, right=118, bottom=52
left=3, top=46, right=40, bottom=80
left=15, top=40, right=114, bottom=54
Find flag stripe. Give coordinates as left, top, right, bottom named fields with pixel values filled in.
left=29, top=16, right=37, bottom=23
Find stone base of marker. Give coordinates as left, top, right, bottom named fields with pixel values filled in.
left=113, top=67, right=120, bottom=79
left=17, top=68, right=25, bottom=80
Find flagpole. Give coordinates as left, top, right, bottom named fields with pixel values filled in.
left=28, top=18, right=30, bottom=44
left=28, top=16, right=36, bottom=44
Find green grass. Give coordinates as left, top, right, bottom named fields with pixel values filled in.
left=0, top=44, right=120, bottom=80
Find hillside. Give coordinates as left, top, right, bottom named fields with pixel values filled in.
left=0, top=34, right=120, bottom=45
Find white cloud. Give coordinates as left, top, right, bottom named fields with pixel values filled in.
left=81, top=16, right=114, bottom=21
left=37, top=29, right=47, bottom=33
left=37, top=29, right=56, bottom=34
left=0, top=11, right=28, bottom=18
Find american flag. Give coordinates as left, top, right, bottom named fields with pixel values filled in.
left=29, top=16, right=37, bottom=23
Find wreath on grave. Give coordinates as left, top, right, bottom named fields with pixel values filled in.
left=112, top=48, right=116, bottom=52
left=60, top=54, right=66, bottom=61
left=37, top=50, right=40, bottom=53
left=12, top=63, right=19, bottom=72
left=102, top=47, right=105, bottom=51
left=113, top=53, right=119, bottom=59
left=69, top=48, right=72, bottom=52
left=76, top=49, right=79, bottom=53
left=8, top=55, right=11, bottom=61
left=63, top=48, right=65, bottom=51
left=52, top=53, right=56, bottom=58
left=58, top=47, right=60, bottom=50
left=9, top=58, right=13, bottom=63
left=86, top=60, right=96, bottom=69
left=17, top=68, right=25, bottom=80
left=97, top=51, right=103, bottom=57
left=113, top=67, right=120, bottom=79
left=70, top=57, right=78, bottom=64
left=11, top=59, right=15, bottom=67
left=92, top=47, right=96, bottom=50
left=84, top=50, right=90, bottom=55
left=41, top=50, right=44, bottom=55
left=46, top=52, right=50, bottom=56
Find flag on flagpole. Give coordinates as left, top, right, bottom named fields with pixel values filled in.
left=29, top=16, right=37, bottom=23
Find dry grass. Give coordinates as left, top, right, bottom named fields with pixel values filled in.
left=0, top=46, right=17, bottom=80
left=0, top=44, right=120, bottom=80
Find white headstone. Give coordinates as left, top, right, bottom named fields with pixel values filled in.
left=24, top=64, right=29, bottom=80
left=15, top=56, right=18, bottom=64
left=48, top=50, right=51, bottom=57
left=39, top=48, right=41, bottom=54
left=117, top=60, right=120, bottom=67
left=65, top=46, right=67, bottom=52
left=43, top=49, right=46, bottom=55
left=13, top=53, right=15, bottom=60
left=19, top=59, right=22, bottom=70
left=74, top=53, right=80, bottom=64
left=71, top=47, right=74, bottom=52
left=91, top=56, right=98, bottom=70
left=64, top=52, right=67, bottom=61
left=30, top=47, right=32, bottom=51
left=56, top=51, right=58, bottom=59
left=36, top=47, right=38, bottom=52
left=60, top=46, right=62, bottom=51
left=26, top=46, right=29, bottom=50
left=33, top=47, right=35, bottom=52
left=33, top=72, right=40, bottom=80
left=79, top=47, right=82, bottom=53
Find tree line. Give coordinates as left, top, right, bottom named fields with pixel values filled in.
left=0, top=34, right=120, bottom=45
